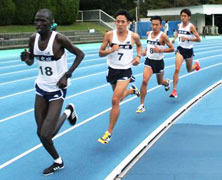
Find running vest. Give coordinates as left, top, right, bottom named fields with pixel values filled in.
left=146, top=31, right=164, bottom=60
left=178, top=22, right=194, bottom=49
left=34, top=31, right=70, bottom=92
left=107, top=30, right=133, bottom=69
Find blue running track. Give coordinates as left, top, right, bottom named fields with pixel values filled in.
left=125, top=82, right=222, bottom=180
left=0, top=37, right=222, bottom=180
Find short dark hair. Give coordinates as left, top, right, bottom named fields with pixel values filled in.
left=37, top=9, right=54, bottom=23
left=114, top=9, right=132, bottom=21
left=150, top=16, right=162, bottom=24
left=180, top=9, right=191, bottom=17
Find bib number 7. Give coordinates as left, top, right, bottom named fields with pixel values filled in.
left=118, top=53, right=124, bottom=61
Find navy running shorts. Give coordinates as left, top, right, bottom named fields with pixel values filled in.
left=144, top=57, right=164, bottom=74
left=35, top=84, right=67, bottom=102
left=176, top=46, right=194, bottom=60
left=106, top=66, right=135, bottom=84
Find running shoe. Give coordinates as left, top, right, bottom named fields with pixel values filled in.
left=65, top=103, right=78, bottom=125
left=43, top=162, right=64, bottom=176
left=169, top=89, right=178, bottom=98
left=98, top=131, right=112, bottom=144
left=136, top=104, right=145, bottom=113
left=164, top=79, right=170, bottom=91
left=195, top=61, right=200, bottom=71
left=130, top=84, right=140, bottom=97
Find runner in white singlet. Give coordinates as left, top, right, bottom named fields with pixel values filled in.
left=136, top=16, right=174, bottom=113
left=170, top=9, right=201, bottom=98
left=20, top=9, right=85, bottom=175
left=98, top=9, right=142, bottom=144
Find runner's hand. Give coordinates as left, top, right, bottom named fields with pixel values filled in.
left=20, top=49, right=30, bottom=62
left=57, top=74, right=67, bottom=89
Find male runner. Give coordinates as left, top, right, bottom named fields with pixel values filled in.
left=98, top=9, right=142, bottom=144
left=136, top=16, right=174, bottom=113
left=20, top=9, right=84, bottom=175
left=170, top=9, right=201, bottom=98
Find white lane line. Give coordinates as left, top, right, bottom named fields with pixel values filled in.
left=0, top=67, right=107, bottom=86
left=0, top=60, right=106, bottom=76
left=0, top=44, right=220, bottom=85
left=0, top=45, right=220, bottom=76
left=0, top=76, right=36, bottom=86
left=0, top=40, right=221, bottom=64
left=0, top=63, right=221, bottom=169
left=105, top=79, right=222, bottom=180
left=0, top=109, right=34, bottom=123
left=0, top=71, right=107, bottom=100
left=1, top=53, right=221, bottom=100
left=0, top=56, right=106, bottom=70
left=0, top=57, right=221, bottom=122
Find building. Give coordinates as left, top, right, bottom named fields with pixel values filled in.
left=147, top=4, right=222, bottom=35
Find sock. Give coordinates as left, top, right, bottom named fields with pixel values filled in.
left=64, top=109, right=71, bottom=118
left=54, top=157, right=63, bottom=164
left=106, top=131, right=112, bottom=136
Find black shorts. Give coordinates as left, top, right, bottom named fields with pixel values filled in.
left=176, top=46, right=194, bottom=60
left=106, top=66, right=135, bottom=84
left=35, top=84, right=67, bottom=102
left=144, top=58, right=164, bottom=74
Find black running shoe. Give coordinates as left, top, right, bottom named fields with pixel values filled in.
left=65, top=103, right=78, bottom=125
left=43, top=162, right=64, bottom=176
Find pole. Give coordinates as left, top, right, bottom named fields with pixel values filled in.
left=135, top=7, right=138, bottom=33
left=137, top=0, right=140, bottom=22
left=136, top=0, right=140, bottom=34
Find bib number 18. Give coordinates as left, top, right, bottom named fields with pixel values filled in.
left=40, top=66, right=53, bottom=76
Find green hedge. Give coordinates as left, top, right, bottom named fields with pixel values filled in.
left=0, top=0, right=15, bottom=25
left=0, top=0, right=80, bottom=25
left=53, top=0, right=80, bottom=25
left=13, top=0, right=37, bottom=25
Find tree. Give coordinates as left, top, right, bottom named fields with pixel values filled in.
left=0, top=0, right=15, bottom=25
left=80, top=0, right=134, bottom=16
left=13, top=0, right=37, bottom=25
left=53, top=0, right=80, bottom=25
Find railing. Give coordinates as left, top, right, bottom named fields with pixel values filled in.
left=77, top=9, right=115, bottom=29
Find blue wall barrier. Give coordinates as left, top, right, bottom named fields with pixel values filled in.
left=137, top=20, right=181, bottom=38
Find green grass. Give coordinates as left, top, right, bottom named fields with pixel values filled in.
left=0, top=22, right=109, bottom=34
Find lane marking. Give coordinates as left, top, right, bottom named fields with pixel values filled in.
left=0, top=40, right=221, bottom=64
left=1, top=53, right=221, bottom=100
left=0, top=44, right=221, bottom=76
left=0, top=63, right=221, bottom=169
left=0, top=60, right=221, bottom=122
left=106, top=80, right=222, bottom=180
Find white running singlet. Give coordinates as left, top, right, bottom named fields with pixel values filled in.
left=178, top=22, right=194, bottom=49
left=107, top=30, right=133, bottom=69
left=146, top=31, right=164, bottom=60
left=34, top=31, right=70, bottom=92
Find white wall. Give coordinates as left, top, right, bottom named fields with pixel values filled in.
left=191, top=14, right=205, bottom=33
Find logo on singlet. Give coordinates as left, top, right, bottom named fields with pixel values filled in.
left=35, top=55, right=56, bottom=61
left=147, top=40, right=160, bottom=45
left=178, top=30, right=191, bottom=35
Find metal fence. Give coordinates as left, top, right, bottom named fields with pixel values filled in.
left=77, top=9, right=115, bottom=29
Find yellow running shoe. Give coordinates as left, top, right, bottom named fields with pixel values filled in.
left=136, top=104, right=145, bottom=113
left=130, top=84, right=140, bottom=97
left=98, top=131, right=112, bottom=144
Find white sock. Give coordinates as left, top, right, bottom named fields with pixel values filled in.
left=54, top=157, right=63, bottom=164
left=64, top=109, right=71, bottom=117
